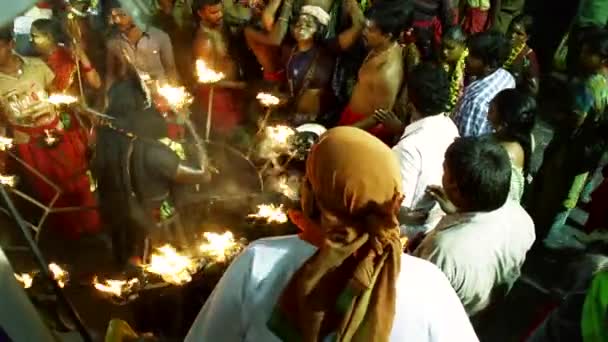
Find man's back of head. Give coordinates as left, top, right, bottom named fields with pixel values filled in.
left=408, top=62, right=450, bottom=118
left=443, top=137, right=512, bottom=213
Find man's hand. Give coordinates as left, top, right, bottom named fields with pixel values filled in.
left=425, top=185, right=457, bottom=214
left=398, top=207, right=429, bottom=226
left=374, top=109, right=404, bottom=136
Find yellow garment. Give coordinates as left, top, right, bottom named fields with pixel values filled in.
left=272, top=127, right=404, bottom=342
left=105, top=320, right=139, bottom=342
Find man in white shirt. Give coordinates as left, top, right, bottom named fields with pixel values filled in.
left=389, top=63, right=459, bottom=238
left=186, top=127, right=478, bottom=342
left=415, top=137, right=535, bottom=317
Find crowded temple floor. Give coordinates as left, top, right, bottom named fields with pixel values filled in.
left=0, top=0, right=607, bottom=341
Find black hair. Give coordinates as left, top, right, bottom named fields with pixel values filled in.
left=192, top=0, right=222, bottom=12
left=0, top=26, right=13, bottom=43
left=581, top=28, right=608, bottom=60
left=407, top=62, right=450, bottom=116
left=492, top=88, right=536, bottom=176
left=31, top=19, right=68, bottom=45
left=443, top=25, right=467, bottom=44
left=444, top=137, right=511, bottom=212
left=468, top=31, right=512, bottom=69
left=366, top=0, right=414, bottom=40
left=509, top=14, right=534, bottom=34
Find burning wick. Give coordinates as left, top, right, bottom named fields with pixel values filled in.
left=143, top=245, right=198, bottom=285
left=256, top=92, right=280, bottom=107
left=266, top=125, right=295, bottom=147
left=43, top=130, right=58, bottom=146
left=0, top=174, right=16, bottom=187
left=49, top=263, right=68, bottom=288
left=157, top=84, right=193, bottom=110
left=248, top=204, right=288, bottom=224
left=14, top=273, right=34, bottom=289
left=0, top=136, right=13, bottom=151
left=93, top=277, right=140, bottom=297
left=199, top=232, right=239, bottom=263
left=195, top=60, right=225, bottom=84
left=47, top=94, right=78, bottom=105
left=275, top=176, right=299, bottom=200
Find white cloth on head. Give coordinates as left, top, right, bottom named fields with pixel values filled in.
left=392, top=114, right=460, bottom=238
left=414, top=201, right=536, bottom=316
left=185, top=235, right=479, bottom=342
left=300, top=5, right=331, bottom=26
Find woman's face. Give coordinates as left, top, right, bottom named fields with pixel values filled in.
left=30, top=27, right=54, bottom=55
left=509, top=22, right=528, bottom=47
left=293, top=14, right=318, bottom=42
left=441, top=38, right=465, bottom=64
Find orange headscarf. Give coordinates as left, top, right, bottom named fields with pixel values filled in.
left=270, top=127, right=404, bottom=342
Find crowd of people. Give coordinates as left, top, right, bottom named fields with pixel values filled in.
left=0, top=0, right=607, bottom=341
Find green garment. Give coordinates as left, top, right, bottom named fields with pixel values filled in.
left=582, top=271, right=608, bottom=342
left=577, top=0, right=608, bottom=27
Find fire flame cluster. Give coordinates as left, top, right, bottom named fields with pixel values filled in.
left=14, top=273, right=34, bottom=289
left=143, top=245, right=200, bottom=285
left=248, top=204, right=288, bottom=224
left=199, top=232, right=240, bottom=263
left=49, top=262, right=69, bottom=288
left=196, top=60, right=225, bottom=84
left=156, top=84, right=193, bottom=110
left=256, top=92, right=280, bottom=107
left=93, top=277, right=140, bottom=298
left=258, top=125, right=296, bottom=160
left=46, top=94, right=78, bottom=105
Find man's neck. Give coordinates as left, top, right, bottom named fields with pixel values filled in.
left=125, top=26, right=144, bottom=45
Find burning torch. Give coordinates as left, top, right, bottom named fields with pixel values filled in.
left=195, top=60, right=225, bottom=141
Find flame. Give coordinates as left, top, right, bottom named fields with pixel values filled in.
left=195, top=60, right=225, bottom=84
left=93, top=277, right=139, bottom=297
left=14, top=273, right=34, bottom=288
left=157, top=84, right=193, bottom=109
left=49, top=263, right=68, bottom=288
left=47, top=94, right=78, bottom=105
left=274, top=176, right=299, bottom=200
left=258, top=125, right=296, bottom=159
left=266, top=125, right=295, bottom=145
left=143, top=245, right=198, bottom=285
left=43, top=129, right=58, bottom=146
left=199, top=232, right=239, bottom=262
left=256, top=92, right=280, bottom=107
left=248, top=204, right=288, bottom=223
left=0, top=136, right=13, bottom=151
left=0, top=174, right=16, bottom=187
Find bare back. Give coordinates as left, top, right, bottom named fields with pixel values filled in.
left=348, top=44, right=403, bottom=117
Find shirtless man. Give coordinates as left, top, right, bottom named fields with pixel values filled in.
left=192, top=0, right=247, bottom=137
left=338, top=1, right=414, bottom=144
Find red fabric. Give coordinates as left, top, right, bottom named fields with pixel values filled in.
left=195, top=85, right=244, bottom=135
left=288, top=209, right=325, bottom=247
left=263, top=69, right=286, bottom=83
left=46, top=47, right=77, bottom=92
left=462, top=7, right=491, bottom=35
left=338, top=106, right=394, bottom=145
left=584, top=167, right=608, bottom=233
left=14, top=127, right=100, bottom=239
left=413, top=17, right=443, bottom=49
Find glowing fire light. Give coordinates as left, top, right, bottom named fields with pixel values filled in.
left=14, top=273, right=34, bottom=289
left=157, top=84, right=193, bottom=109
left=256, top=92, right=280, bottom=107
left=258, top=125, right=296, bottom=160
left=0, top=136, right=13, bottom=151
left=143, top=245, right=198, bottom=285
left=93, top=277, right=139, bottom=297
left=43, top=129, right=58, bottom=146
left=199, top=232, right=239, bottom=262
left=49, top=263, right=68, bottom=288
left=0, top=174, right=16, bottom=187
left=248, top=204, right=288, bottom=223
left=274, top=176, right=299, bottom=200
left=47, top=94, right=78, bottom=105
left=195, top=60, right=225, bottom=84
left=266, top=125, right=295, bottom=145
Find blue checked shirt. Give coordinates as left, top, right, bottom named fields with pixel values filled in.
left=453, top=68, right=515, bottom=137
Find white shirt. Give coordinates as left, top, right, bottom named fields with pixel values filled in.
left=414, top=201, right=536, bottom=316
left=392, top=114, right=459, bottom=237
left=186, top=235, right=478, bottom=342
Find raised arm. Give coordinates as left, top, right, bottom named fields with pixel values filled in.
left=244, top=0, right=294, bottom=46
left=336, top=0, right=365, bottom=50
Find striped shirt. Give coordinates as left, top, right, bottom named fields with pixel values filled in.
left=453, top=68, right=515, bottom=137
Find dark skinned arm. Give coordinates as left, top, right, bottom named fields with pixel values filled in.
left=243, top=0, right=293, bottom=46
left=337, top=0, right=365, bottom=50
left=173, top=164, right=211, bottom=184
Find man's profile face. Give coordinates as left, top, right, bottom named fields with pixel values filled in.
left=362, top=19, right=387, bottom=49
left=198, top=3, right=224, bottom=27
left=110, top=8, right=134, bottom=32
